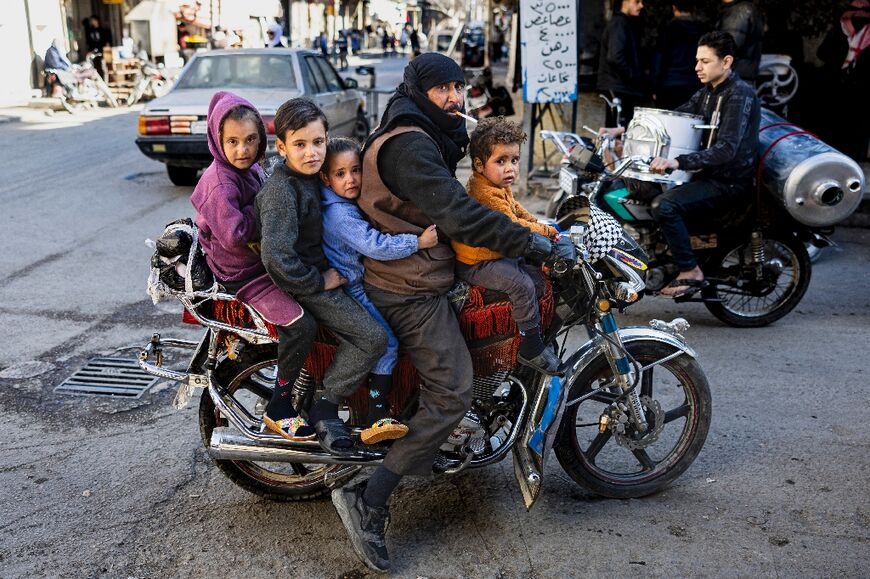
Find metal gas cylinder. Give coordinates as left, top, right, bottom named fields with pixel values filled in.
left=758, top=108, right=865, bottom=227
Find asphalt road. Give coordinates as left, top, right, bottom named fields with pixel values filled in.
left=0, top=69, right=868, bottom=578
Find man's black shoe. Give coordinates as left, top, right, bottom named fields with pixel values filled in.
left=331, top=482, right=391, bottom=572
left=517, top=346, right=564, bottom=376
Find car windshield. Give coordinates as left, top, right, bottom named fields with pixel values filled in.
left=175, top=54, right=298, bottom=90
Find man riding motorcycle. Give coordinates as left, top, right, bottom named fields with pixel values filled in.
left=331, top=53, right=561, bottom=572
left=603, top=31, right=761, bottom=298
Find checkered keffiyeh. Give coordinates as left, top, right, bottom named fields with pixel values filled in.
left=583, top=203, right=624, bottom=262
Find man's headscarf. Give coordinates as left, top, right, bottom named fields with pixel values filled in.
left=841, top=0, right=870, bottom=68
left=266, top=23, right=283, bottom=47
left=364, top=53, right=469, bottom=174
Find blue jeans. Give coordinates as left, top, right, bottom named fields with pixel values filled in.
left=651, top=179, right=751, bottom=270
left=345, top=282, right=399, bottom=375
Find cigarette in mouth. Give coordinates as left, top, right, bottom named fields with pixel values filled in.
left=453, top=111, right=478, bottom=124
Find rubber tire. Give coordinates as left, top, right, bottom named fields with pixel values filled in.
left=166, top=165, right=199, bottom=187
left=198, top=346, right=338, bottom=502
left=554, top=341, right=711, bottom=499
left=702, top=231, right=811, bottom=328
left=352, top=109, right=371, bottom=142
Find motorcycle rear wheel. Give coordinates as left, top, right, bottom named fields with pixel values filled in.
left=554, top=341, right=711, bottom=499
left=198, top=348, right=358, bottom=501
left=702, top=232, right=811, bottom=327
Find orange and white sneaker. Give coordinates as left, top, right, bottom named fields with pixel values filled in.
left=360, top=418, right=409, bottom=445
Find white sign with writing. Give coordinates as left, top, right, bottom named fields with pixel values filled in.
left=520, top=0, right=578, bottom=103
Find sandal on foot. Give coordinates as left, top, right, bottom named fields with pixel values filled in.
left=262, top=414, right=316, bottom=441
left=314, top=418, right=355, bottom=455
left=661, top=278, right=708, bottom=299
left=360, top=418, right=409, bottom=445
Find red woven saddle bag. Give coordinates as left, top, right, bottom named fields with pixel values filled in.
left=213, top=281, right=554, bottom=422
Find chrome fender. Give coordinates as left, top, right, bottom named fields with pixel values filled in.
left=562, top=325, right=697, bottom=386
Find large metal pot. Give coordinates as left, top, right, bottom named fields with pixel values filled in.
left=758, top=109, right=864, bottom=227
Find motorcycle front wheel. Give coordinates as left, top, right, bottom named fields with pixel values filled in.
left=554, top=341, right=711, bottom=499
left=198, top=347, right=358, bottom=501
left=702, top=231, right=811, bottom=327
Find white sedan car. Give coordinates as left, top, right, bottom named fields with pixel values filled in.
left=136, top=48, right=369, bottom=185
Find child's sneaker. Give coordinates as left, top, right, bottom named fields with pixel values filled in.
left=360, top=418, right=408, bottom=445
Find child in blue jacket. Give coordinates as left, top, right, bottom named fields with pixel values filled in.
left=320, top=137, right=438, bottom=444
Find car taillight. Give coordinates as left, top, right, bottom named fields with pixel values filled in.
left=170, top=115, right=197, bottom=134
left=139, top=115, right=170, bottom=135
left=182, top=310, right=200, bottom=325
left=262, top=115, right=275, bottom=135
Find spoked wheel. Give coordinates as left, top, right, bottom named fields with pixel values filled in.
left=198, top=347, right=359, bottom=501
left=703, top=232, right=811, bottom=327
left=554, top=341, right=711, bottom=499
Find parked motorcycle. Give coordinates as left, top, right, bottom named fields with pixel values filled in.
left=544, top=109, right=864, bottom=327
left=138, top=214, right=711, bottom=508
left=464, top=67, right=515, bottom=119
left=45, top=61, right=119, bottom=113
left=126, top=60, right=168, bottom=106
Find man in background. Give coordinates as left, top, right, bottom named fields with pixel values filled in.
left=717, top=0, right=763, bottom=81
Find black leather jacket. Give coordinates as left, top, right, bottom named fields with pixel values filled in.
left=675, top=72, right=760, bottom=182
left=717, top=1, right=763, bottom=80
left=596, top=13, right=644, bottom=97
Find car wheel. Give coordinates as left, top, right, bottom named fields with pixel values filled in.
left=352, top=110, right=370, bottom=142
left=166, top=165, right=199, bottom=186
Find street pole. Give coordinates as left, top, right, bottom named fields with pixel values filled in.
left=209, top=0, right=215, bottom=42
left=284, top=0, right=292, bottom=46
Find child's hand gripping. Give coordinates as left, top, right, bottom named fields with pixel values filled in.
left=417, top=225, right=438, bottom=250
left=322, top=268, right=348, bottom=290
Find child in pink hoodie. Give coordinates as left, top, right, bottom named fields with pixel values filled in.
left=190, top=91, right=314, bottom=441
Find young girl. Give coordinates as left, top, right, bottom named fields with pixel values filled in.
left=451, top=117, right=561, bottom=374
left=320, top=137, right=438, bottom=444
left=190, top=91, right=315, bottom=441
left=256, top=98, right=388, bottom=454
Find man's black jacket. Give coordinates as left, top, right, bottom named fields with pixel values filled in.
left=717, top=0, right=763, bottom=80
left=675, top=72, right=760, bottom=182
left=377, top=133, right=530, bottom=259
left=596, top=13, right=644, bottom=97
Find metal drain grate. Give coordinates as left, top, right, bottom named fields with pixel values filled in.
left=55, top=357, right=160, bottom=398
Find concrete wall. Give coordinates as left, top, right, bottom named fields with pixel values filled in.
left=0, top=0, right=65, bottom=106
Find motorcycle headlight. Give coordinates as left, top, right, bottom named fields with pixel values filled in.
left=600, top=230, right=649, bottom=306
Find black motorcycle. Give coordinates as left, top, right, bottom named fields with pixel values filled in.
left=548, top=132, right=829, bottom=328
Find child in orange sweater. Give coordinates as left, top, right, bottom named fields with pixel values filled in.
left=451, top=117, right=561, bottom=374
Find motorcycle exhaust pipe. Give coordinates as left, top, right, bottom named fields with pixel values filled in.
left=208, top=427, right=385, bottom=466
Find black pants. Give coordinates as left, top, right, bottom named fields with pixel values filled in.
left=366, top=285, right=473, bottom=476
left=275, top=289, right=387, bottom=405
left=455, top=258, right=545, bottom=331
left=651, top=179, right=751, bottom=270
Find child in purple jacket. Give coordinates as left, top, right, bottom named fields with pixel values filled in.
left=190, top=91, right=314, bottom=441
left=320, top=137, right=438, bottom=444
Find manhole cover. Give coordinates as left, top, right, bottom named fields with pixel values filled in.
left=55, top=357, right=159, bottom=398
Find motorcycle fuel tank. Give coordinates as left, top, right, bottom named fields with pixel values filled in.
left=758, top=109, right=865, bottom=228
